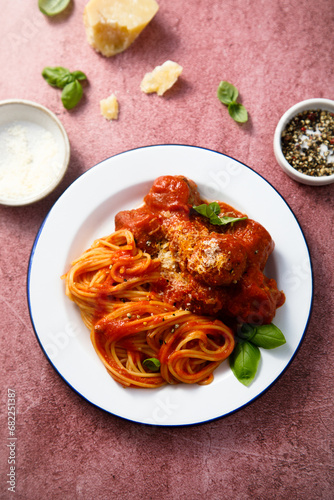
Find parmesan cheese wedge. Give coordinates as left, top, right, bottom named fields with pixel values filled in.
left=100, top=94, right=119, bottom=120
left=140, top=60, right=183, bottom=96
left=83, top=0, right=159, bottom=57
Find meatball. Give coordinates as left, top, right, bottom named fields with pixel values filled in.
left=226, top=219, right=274, bottom=270
left=167, top=219, right=209, bottom=271
left=225, top=265, right=285, bottom=324
left=154, top=271, right=227, bottom=316
left=115, top=207, right=162, bottom=253
left=144, top=175, right=202, bottom=213
left=187, top=233, right=247, bottom=286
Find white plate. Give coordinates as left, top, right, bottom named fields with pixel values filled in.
left=27, top=145, right=313, bottom=426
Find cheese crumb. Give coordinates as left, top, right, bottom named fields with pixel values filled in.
left=201, top=241, right=222, bottom=267
left=140, top=60, right=183, bottom=96
left=158, top=244, right=178, bottom=272
left=100, top=94, right=119, bottom=120
left=83, top=0, right=159, bottom=57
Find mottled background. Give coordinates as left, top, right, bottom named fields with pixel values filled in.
left=0, top=0, right=333, bottom=498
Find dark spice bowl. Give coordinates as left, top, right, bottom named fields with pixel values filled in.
left=273, top=98, right=334, bottom=186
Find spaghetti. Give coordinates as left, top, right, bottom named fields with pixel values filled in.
left=63, top=229, right=235, bottom=388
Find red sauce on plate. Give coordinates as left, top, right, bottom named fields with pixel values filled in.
left=115, top=175, right=285, bottom=326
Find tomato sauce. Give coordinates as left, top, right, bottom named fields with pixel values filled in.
left=115, top=175, right=285, bottom=326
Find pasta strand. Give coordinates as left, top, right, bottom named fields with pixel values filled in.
left=63, top=229, right=235, bottom=388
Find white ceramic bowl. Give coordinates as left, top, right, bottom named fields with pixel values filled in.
left=0, top=99, right=70, bottom=206
left=273, top=98, right=334, bottom=186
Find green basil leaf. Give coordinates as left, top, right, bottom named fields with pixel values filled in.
left=249, top=324, right=286, bottom=349
left=193, top=203, right=247, bottom=226
left=70, top=70, right=88, bottom=81
left=42, top=66, right=71, bottom=88
left=217, top=81, right=238, bottom=105
left=230, top=341, right=261, bottom=386
left=207, top=202, right=221, bottom=215
left=56, top=73, right=76, bottom=89
left=142, top=358, right=161, bottom=372
left=61, top=80, right=83, bottom=110
left=193, top=202, right=220, bottom=218
left=228, top=102, right=248, bottom=123
left=239, top=323, right=256, bottom=340
left=39, top=0, right=71, bottom=17
left=209, top=213, right=223, bottom=225
left=193, top=203, right=212, bottom=217
left=218, top=216, right=247, bottom=226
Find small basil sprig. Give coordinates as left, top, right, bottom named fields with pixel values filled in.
left=217, top=81, right=248, bottom=123
left=142, top=358, right=161, bottom=372
left=42, top=66, right=87, bottom=110
left=193, top=202, right=247, bottom=226
left=230, top=323, right=286, bottom=386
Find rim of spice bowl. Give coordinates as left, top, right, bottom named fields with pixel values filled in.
left=0, top=99, right=70, bottom=206
left=273, top=98, right=334, bottom=186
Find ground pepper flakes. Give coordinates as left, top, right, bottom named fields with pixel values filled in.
left=281, top=109, right=334, bottom=177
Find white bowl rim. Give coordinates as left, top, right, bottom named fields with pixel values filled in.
left=0, top=98, right=70, bottom=206
left=273, top=98, right=334, bottom=186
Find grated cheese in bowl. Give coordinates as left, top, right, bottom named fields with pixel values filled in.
left=0, top=100, right=70, bottom=206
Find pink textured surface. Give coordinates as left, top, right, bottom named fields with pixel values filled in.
left=1, top=1, right=333, bottom=498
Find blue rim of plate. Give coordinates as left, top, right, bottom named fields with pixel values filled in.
left=27, top=144, right=313, bottom=426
